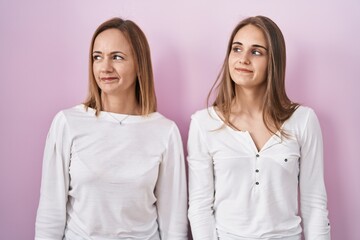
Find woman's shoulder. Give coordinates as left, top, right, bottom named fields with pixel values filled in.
left=149, top=112, right=176, bottom=126
left=49, top=104, right=92, bottom=128
left=61, top=104, right=90, bottom=116
left=290, top=105, right=317, bottom=121
left=284, top=105, right=320, bottom=132
left=191, top=106, right=218, bottom=121
left=190, top=106, right=223, bottom=132
left=46, top=105, right=83, bottom=136
left=50, top=105, right=81, bottom=120
left=143, top=112, right=181, bottom=135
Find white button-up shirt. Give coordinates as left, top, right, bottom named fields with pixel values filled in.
left=187, top=106, right=330, bottom=240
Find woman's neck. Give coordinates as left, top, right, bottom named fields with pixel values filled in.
left=232, top=85, right=266, bottom=116
left=101, top=93, right=140, bottom=115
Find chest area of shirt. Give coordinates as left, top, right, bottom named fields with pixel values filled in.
left=67, top=128, right=165, bottom=188
left=208, top=129, right=301, bottom=168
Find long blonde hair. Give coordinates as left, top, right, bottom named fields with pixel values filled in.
left=84, top=17, right=157, bottom=116
left=208, top=16, right=299, bottom=135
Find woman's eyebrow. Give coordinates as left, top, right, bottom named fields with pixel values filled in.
left=92, top=50, right=127, bottom=56
left=232, top=41, right=268, bottom=50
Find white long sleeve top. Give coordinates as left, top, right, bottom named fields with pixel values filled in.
left=35, top=105, right=188, bottom=240
left=187, top=106, right=330, bottom=240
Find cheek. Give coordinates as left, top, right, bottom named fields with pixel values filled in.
left=257, top=60, right=268, bottom=75
left=228, top=54, right=236, bottom=66
left=122, top=65, right=137, bottom=79
left=92, top=64, right=99, bottom=78
left=227, top=57, right=236, bottom=74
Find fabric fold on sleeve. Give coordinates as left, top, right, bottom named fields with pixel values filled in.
left=35, top=111, right=72, bottom=240
left=187, top=117, right=217, bottom=240
left=299, top=109, right=331, bottom=239
left=155, top=123, right=188, bottom=239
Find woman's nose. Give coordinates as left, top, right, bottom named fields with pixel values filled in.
left=101, top=58, right=113, bottom=72
left=239, top=52, right=250, bottom=64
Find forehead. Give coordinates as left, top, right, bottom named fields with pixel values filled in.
left=233, top=24, right=268, bottom=47
left=93, top=28, right=132, bottom=51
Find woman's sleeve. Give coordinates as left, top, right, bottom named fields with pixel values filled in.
left=187, top=117, right=217, bottom=240
left=299, top=109, right=331, bottom=239
left=35, top=112, right=72, bottom=240
left=155, top=124, right=188, bottom=239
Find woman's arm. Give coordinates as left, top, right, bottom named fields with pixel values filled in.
left=155, top=124, right=188, bottom=239
left=35, top=112, right=71, bottom=240
left=187, top=118, right=217, bottom=240
left=299, top=109, right=331, bottom=239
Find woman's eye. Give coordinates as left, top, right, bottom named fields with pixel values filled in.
left=113, top=55, right=123, bottom=60
left=93, top=55, right=101, bottom=61
left=232, top=47, right=241, bottom=52
left=252, top=50, right=262, bottom=56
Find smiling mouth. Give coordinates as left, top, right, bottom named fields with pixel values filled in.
left=235, top=67, right=253, bottom=73
left=101, top=77, right=118, bottom=81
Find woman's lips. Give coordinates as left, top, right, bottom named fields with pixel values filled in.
left=235, top=67, right=253, bottom=73
left=101, top=77, right=118, bottom=81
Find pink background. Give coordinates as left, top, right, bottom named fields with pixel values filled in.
left=1, top=0, right=359, bottom=239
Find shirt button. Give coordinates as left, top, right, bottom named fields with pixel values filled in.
left=255, top=169, right=259, bottom=173
left=284, top=158, right=288, bottom=162
left=256, top=154, right=260, bottom=158
left=255, top=182, right=259, bottom=185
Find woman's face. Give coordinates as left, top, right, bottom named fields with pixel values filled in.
left=92, top=28, right=137, bottom=97
left=228, top=24, right=269, bottom=90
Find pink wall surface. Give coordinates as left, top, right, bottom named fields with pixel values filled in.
left=1, top=0, right=359, bottom=239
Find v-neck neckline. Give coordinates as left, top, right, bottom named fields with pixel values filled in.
left=210, top=106, right=283, bottom=153
left=244, top=130, right=281, bottom=153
